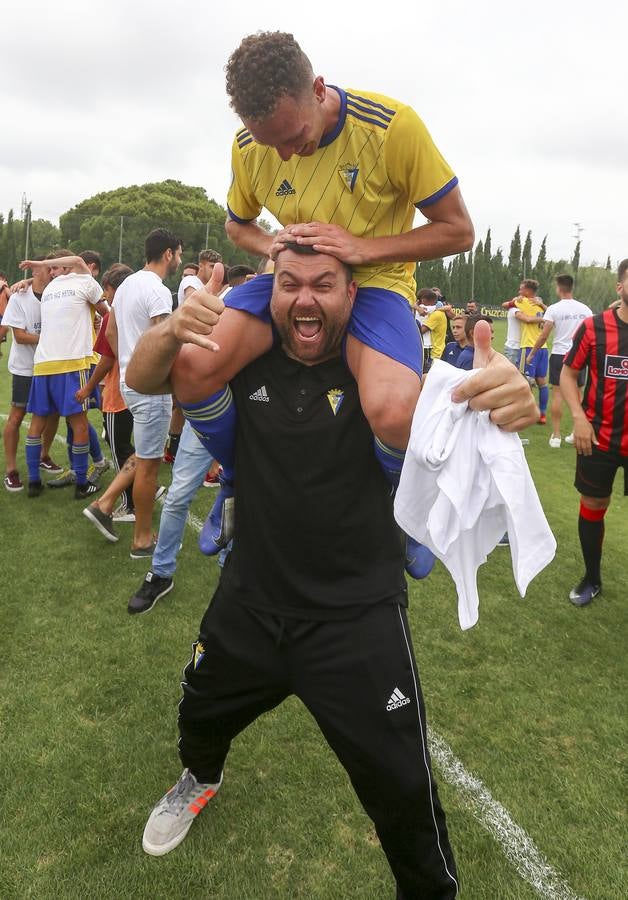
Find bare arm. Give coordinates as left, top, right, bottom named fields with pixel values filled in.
left=514, top=311, right=541, bottom=324
left=225, top=218, right=274, bottom=257
left=125, top=267, right=225, bottom=395
left=281, top=186, right=474, bottom=265
left=20, top=256, right=90, bottom=274
left=95, top=300, right=110, bottom=316
left=75, top=355, right=115, bottom=402
left=526, top=321, right=554, bottom=359
left=12, top=327, right=39, bottom=346
left=560, top=364, right=597, bottom=455
left=105, top=308, right=118, bottom=357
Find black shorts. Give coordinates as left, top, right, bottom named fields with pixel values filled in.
left=11, top=374, right=33, bottom=407
left=549, top=354, right=585, bottom=387
left=575, top=446, right=628, bottom=498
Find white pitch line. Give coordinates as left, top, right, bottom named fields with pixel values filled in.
left=427, top=730, right=584, bottom=900
left=2, top=413, right=585, bottom=899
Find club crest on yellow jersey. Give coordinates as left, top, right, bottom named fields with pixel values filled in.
left=193, top=642, right=205, bottom=669
left=327, top=389, right=344, bottom=416
left=339, top=164, right=359, bottom=192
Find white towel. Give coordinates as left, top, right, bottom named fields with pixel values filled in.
left=394, top=359, right=556, bottom=630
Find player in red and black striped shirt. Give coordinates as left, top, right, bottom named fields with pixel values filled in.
left=560, top=258, right=628, bottom=606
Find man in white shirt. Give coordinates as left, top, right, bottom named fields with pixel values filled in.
left=2, top=258, right=61, bottom=490
left=23, top=253, right=109, bottom=498
left=526, top=274, right=593, bottom=447
left=106, top=228, right=182, bottom=558
left=503, top=306, right=521, bottom=365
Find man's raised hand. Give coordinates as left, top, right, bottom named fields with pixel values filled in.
left=451, top=321, right=538, bottom=431
left=170, top=263, right=225, bottom=352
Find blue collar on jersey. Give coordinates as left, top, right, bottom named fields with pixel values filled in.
left=318, top=86, right=347, bottom=148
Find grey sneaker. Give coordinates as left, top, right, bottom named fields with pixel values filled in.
left=142, top=768, right=222, bottom=857
left=130, top=540, right=157, bottom=560
left=83, top=504, right=118, bottom=542
left=47, top=468, right=76, bottom=488
left=93, top=458, right=110, bottom=474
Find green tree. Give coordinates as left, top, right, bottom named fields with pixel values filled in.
left=572, top=240, right=581, bottom=292
left=574, top=265, right=617, bottom=312
left=60, top=180, right=261, bottom=284
left=29, top=219, right=62, bottom=257
left=605, top=255, right=612, bottom=271
left=522, top=230, right=532, bottom=279
left=508, top=226, right=522, bottom=276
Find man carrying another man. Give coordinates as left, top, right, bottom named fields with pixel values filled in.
left=126, top=240, right=536, bottom=897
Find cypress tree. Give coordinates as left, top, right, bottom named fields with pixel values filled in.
left=508, top=226, right=522, bottom=276
left=522, top=230, right=532, bottom=279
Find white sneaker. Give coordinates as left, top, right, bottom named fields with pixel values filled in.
left=142, top=768, right=222, bottom=856
left=548, top=435, right=562, bottom=448
left=112, top=506, right=136, bottom=523
left=565, top=432, right=574, bottom=444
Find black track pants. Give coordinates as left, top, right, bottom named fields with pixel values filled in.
left=178, top=587, right=458, bottom=899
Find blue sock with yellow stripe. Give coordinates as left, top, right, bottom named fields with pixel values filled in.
left=25, top=435, right=43, bottom=483
left=72, top=442, right=90, bottom=486
left=179, top=387, right=236, bottom=483
left=373, top=436, right=405, bottom=489
left=88, top=423, right=103, bottom=463
left=538, top=385, right=549, bottom=415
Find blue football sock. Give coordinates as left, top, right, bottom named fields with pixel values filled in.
left=179, top=387, right=236, bottom=483
left=373, top=436, right=405, bottom=489
left=539, top=385, right=549, bottom=414
left=66, top=425, right=73, bottom=466
left=88, top=423, right=103, bottom=463
left=25, top=436, right=43, bottom=482
left=72, top=442, right=90, bottom=486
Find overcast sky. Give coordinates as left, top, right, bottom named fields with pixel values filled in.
left=2, top=0, right=625, bottom=268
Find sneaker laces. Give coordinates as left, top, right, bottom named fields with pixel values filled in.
left=160, top=769, right=203, bottom=817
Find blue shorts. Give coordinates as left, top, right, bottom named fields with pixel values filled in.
left=226, top=275, right=423, bottom=377
left=518, top=347, right=548, bottom=379
left=28, top=370, right=90, bottom=417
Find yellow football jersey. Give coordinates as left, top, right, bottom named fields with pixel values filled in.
left=515, top=298, right=547, bottom=349
left=227, top=86, right=457, bottom=304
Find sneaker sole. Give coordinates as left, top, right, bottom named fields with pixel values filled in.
left=82, top=506, right=119, bottom=543
left=4, top=483, right=24, bottom=492
left=130, top=546, right=156, bottom=560
left=128, top=580, right=174, bottom=616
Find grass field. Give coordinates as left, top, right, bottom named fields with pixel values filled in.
left=0, top=323, right=626, bottom=900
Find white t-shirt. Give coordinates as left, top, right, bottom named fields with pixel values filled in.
left=3, top=287, right=42, bottom=376
left=543, top=298, right=593, bottom=356
left=34, top=273, right=103, bottom=376
left=414, top=310, right=432, bottom=348
left=177, top=274, right=203, bottom=307
left=505, top=307, right=521, bottom=350
left=115, top=269, right=173, bottom=381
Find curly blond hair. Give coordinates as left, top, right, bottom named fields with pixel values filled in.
left=225, top=31, right=314, bottom=121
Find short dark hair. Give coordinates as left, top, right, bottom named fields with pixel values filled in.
left=464, top=314, right=493, bottom=340
left=102, top=263, right=133, bottom=291
left=417, top=288, right=438, bottom=303
left=618, top=259, right=628, bottom=282
left=183, top=262, right=200, bottom=273
left=46, top=249, right=73, bottom=260
left=144, top=229, right=182, bottom=264
left=280, top=241, right=352, bottom=283
left=199, top=249, right=222, bottom=264
left=225, top=32, right=314, bottom=121
left=555, top=273, right=574, bottom=291
left=228, top=265, right=256, bottom=285
left=79, top=250, right=102, bottom=275
left=522, top=278, right=539, bottom=292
